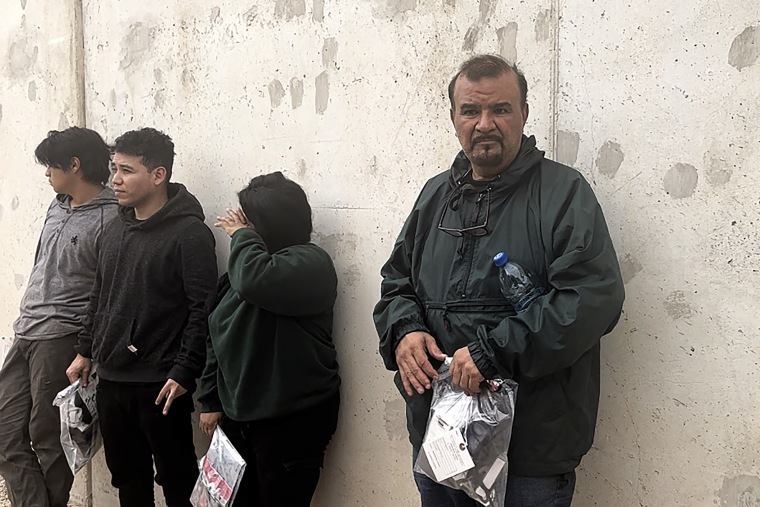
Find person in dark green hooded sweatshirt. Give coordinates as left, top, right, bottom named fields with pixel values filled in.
left=198, top=171, right=340, bottom=507
left=374, top=54, right=625, bottom=507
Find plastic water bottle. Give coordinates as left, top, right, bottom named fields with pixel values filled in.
left=493, top=252, right=546, bottom=312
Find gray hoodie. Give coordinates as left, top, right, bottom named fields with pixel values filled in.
left=14, top=187, right=118, bottom=340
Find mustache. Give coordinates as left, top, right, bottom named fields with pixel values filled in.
left=472, top=135, right=503, bottom=144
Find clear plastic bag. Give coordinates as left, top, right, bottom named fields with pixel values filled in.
left=190, top=426, right=247, bottom=507
left=414, top=358, right=518, bottom=507
left=52, top=371, right=102, bottom=474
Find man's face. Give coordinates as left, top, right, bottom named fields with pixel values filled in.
left=45, top=160, right=79, bottom=195
left=450, top=71, right=529, bottom=180
left=111, top=153, right=161, bottom=208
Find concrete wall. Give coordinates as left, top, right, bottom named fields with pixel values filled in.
left=1, top=0, right=759, bottom=506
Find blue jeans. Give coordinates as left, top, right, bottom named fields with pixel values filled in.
left=413, top=454, right=576, bottom=507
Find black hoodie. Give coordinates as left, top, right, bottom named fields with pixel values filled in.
left=76, top=183, right=218, bottom=390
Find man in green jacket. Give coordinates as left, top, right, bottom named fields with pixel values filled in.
left=374, top=54, right=625, bottom=506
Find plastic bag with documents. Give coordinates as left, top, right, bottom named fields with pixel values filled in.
left=190, top=426, right=246, bottom=507
left=414, top=358, right=518, bottom=507
left=52, top=371, right=102, bottom=474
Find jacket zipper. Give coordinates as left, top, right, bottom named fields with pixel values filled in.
left=427, top=300, right=512, bottom=312
left=460, top=189, right=488, bottom=299
left=427, top=300, right=515, bottom=334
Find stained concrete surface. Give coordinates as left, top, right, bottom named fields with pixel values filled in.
left=2, top=1, right=760, bottom=506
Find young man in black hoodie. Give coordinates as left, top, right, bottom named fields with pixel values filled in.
left=0, top=127, right=117, bottom=507
left=66, top=128, right=218, bottom=507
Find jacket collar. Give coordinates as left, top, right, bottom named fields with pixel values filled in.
left=449, top=135, right=545, bottom=193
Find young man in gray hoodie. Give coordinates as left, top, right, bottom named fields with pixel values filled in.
left=0, top=127, right=118, bottom=507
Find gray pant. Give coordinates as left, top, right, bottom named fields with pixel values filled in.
left=0, top=335, right=78, bottom=507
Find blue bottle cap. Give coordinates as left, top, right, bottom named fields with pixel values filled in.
left=493, top=252, right=509, bottom=267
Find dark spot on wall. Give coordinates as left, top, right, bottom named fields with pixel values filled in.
left=596, top=141, right=625, bottom=178
left=322, top=38, right=338, bottom=69
left=479, top=0, right=496, bottom=22
left=313, top=0, right=325, bottom=22
left=372, top=0, right=417, bottom=19
left=556, top=130, right=580, bottom=167
left=120, top=23, right=152, bottom=71
left=315, top=71, right=329, bottom=114
left=663, top=163, right=698, bottom=199
left=705, top=155, right=732, bottom=187
left=8, top=37, right=38, bottom=78
left=27, top=81, right=36, bottom=101
left=728, top=26, right=760, bottom=71
left=619, top=253, right=643, bottom=284
left=535, top=9, right=551, bottom=41
left=290, top=77, right=304, bottom=109
left=268, top=79, right=286, bottom=108
left=298, top=159, right=307, bottom=178
left=718, top=475, right=760, bottom=507
left=462, top=25, right=481, bottom=52
left=154, top=89, right=165, bottom=109
left=210, top=6, right=221, bottom=23
left=384, top=399, right=407, bottom=440
left=274, top=0, right=306, bottom=20
left=497, top=23, right=518, bottom=63
left=663, top=290, right=693, bottom=320
left=243, top=6, right=258, bottom=26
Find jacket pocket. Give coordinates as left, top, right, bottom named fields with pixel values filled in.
left=91, top=313, right=141, bottom=368
left=425, top=300, right=514, bottom=353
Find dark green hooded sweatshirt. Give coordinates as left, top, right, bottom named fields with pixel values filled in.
left=198, top=228, right=340, bottom=421
left=374, top=135, right=625, bottom=476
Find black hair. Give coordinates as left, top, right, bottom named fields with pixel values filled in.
left=34, top=127, right=110, bottom=185
left=238, top=172, right=312, bottom=253
left=112, top=127, right=175, bottom=180
left=448, top=54, right=528, bottom=109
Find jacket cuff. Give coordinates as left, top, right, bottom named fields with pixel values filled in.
left=168, top=365, right=197, bottom=393
left=74, top=341, right=92, bottom=359
left=199, top=400, right=224, bottom=413
left=468, top=341, right=499, bottom=380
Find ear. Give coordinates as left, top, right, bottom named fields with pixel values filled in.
left=151, top=166, right=168, bottom=187
left=450, top=107, right=455, bottom=127
left=522, top=103, right=530, bottom=127
left=70, top=157, right=81, bottom=173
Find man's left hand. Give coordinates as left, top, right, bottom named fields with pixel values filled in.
left=450, top=346, right=485, bottom=396
left=155, top=379, right=187, bottom=415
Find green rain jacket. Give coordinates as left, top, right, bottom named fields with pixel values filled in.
left=374, top=135, right=625, bottom=476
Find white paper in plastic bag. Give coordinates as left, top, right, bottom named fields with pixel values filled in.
left=190, top=426, right=247, bottom=507
left=414, top=358, right=518, bottom=507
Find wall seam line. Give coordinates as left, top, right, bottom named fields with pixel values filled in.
left=73, top=6, right=94, bottom=504
left=74, top=0, right=87, bottom=128
left=550, top=0, right=561, bottom=159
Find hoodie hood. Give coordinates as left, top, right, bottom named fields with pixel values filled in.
left=119, top=183, right=205, bottom=231
left=55, top=187, right=117, bottom=211
left=449, top=135, right=545, bottom=193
